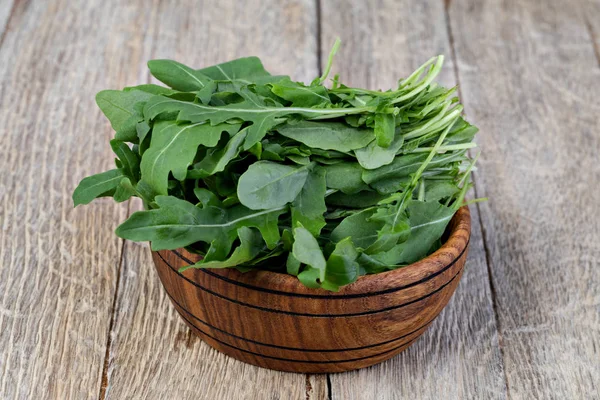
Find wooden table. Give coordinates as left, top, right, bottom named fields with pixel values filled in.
left=1, top=0, right=599, bottom=398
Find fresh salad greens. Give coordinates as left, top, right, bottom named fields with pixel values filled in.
left=73, top=40, right=482, bottom=291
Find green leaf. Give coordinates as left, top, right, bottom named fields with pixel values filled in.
left=323, top=163, right=369, bottom=194
left=148, top=59, right=215, bottom=103
left=374, top=113, right=395, bottom=147
left=297, top=267, right=321, bottom=289
left=330, top=208, right=383, bottom=249
left=113, top=177, right=136, bottom=203
left=271, top=79, right=331, bottom=107
left=364, top=209, right=410, bottom=255
left=361, top=153, right=427, bottom=184
left=291, top=167, right=327, bottom=236
left=198, top=56, right=275, bottom=82
left=124, top=84, right=177, bottom=96
left=354, top=134, right=404, bottom=170
left=193, top=187, right=221, bottom=208
left=144, top=95, right=370, bottom=151
left=187, top=127, right=247, bottom=179
left=237, top=161, right=310, bottom=210
left=277, top=121, right=373, bottom=152
left=115, top=195, right=286, bottom=251
left=181, top=227, right=263, bottom=271
left=394, top=200, right=457, bottom=264
left=73, top=169, right=125, bottom=206
left=292, top=226, right=326, bottom=281
left=96, top=90, right=153, bottom=139
left=139, top=121, right=240, bottom=195
left=424, top=180, right=460, bottom=202
left=286, top=253, right=302, bottom=276
left=110, top=140, right=140, bottom=182
left=324, top=237, right=360, bottom=287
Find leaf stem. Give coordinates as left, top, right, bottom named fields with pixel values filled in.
left=317, top=38, right=341, bottom=86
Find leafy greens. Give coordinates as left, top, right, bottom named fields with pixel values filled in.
left=73, top=40, right=482, bottom=291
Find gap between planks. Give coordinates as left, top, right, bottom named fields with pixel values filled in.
left=98, top=2, right=162, bottom=398
left=583, top=18, right=600, bottom=68
left=314, top=0, right=332, bottom=398
left=442, top=0, right=510, bottom=397
left=98, top=201, right=131, bottom=400
left=0, top=0, right=17, bottom=52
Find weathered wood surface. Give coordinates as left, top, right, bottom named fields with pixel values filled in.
left=101, top=1, right=326, bottom=399
left=320, top=1, right=507, bottom=398
left=449, top=0, right=600, bottom=398
left=1, top=0, right=599, bottom=399
left=0, top=0, right=151, bottom=398
left=0, top=0, right=15, bottom=42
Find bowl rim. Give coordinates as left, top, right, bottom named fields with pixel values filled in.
left=168, top=206, right=471, bottom=298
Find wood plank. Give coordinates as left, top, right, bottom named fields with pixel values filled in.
left=0, top=0, right=15, bottom=43
left=583, top=0, right=600, bottom=65
left=102, top=1, right=327, bottom=398
left=320, top=1, right=507, bottom=398
left=449, top=0, right=600, bottom=398
left=0, top=0, right=155, bottom=398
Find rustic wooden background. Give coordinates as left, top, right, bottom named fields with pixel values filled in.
left=0, top=0, right=599, bottom=399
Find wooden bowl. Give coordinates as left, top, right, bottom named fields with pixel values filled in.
left=152, top=206, right=471, bottom=373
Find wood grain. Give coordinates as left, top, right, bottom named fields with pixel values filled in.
left=0, top=0, right=15, bottom=43
left=320, top=0, right=507, bottom=398
left=0, top=0, right=154, bottom=398
left=1, top=0, right=599, bottom=398
left=101, top=1, right=327, bottom=398
left=449, top=0, right=600, bottom=398
left=583, top=0, right=600, bottom=66
left=151, top=207, right=469, bottom=373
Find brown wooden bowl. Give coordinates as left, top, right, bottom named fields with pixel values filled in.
left=151, top=206, right=471, bottom=373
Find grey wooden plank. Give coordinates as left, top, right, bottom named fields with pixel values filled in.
left=102, top=1, right=328, bottom=399
left=583, top=0, right=600, bottom=65
left=0, top=0, right=155, bottom=398
left=0, top=0, right=15, bottom=45
left=449, top=0, right=600, bottom=398
left=320, top=1, right=506, bottom=399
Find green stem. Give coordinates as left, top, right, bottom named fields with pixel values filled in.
left=317, top=38, right=341, bottom=85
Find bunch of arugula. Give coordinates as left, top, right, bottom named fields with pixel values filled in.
left=73, top=40, right=482, bottom=291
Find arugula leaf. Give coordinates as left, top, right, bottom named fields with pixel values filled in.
left=143, top=93, right=373, bottom=150
left=180, top=227, right=264, bottom=271
left=277, top=121, right=374, bottom=152
left=324, top=237, right=360, bottom=289
left=291, top=167, right=327, bottom=236
left=139, top=121, right=240, bottom=195
left=110, top=140, right=140, bottom=182
left=293, top=226, right=327, bottom=282
left=271, top=79, right=331, bottom=107
left=424, top=180, right=460, bottom=202
left=124, top=84, right=177, bottom=96
left=198, top=56, right=281, bottom=82
left=386, top=200, right=456, bottom=264
left=115, top=195, right=286, bottom=251
left=323, top=163, right=369, bottom=194
left=237, top=161, right=310, bottom=210
left=187, top=127, right=247, bottom=179
left=330, top=208, right=383, bottom=249
left=73, top=169, right=125, bottom=206
left=374, top=113, right=396, bottom=147
left=96, top=90, right=153, bottom=140
left=148, top=59, right=215, bottom=103
left=355, top=134, right=404, bottom=170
